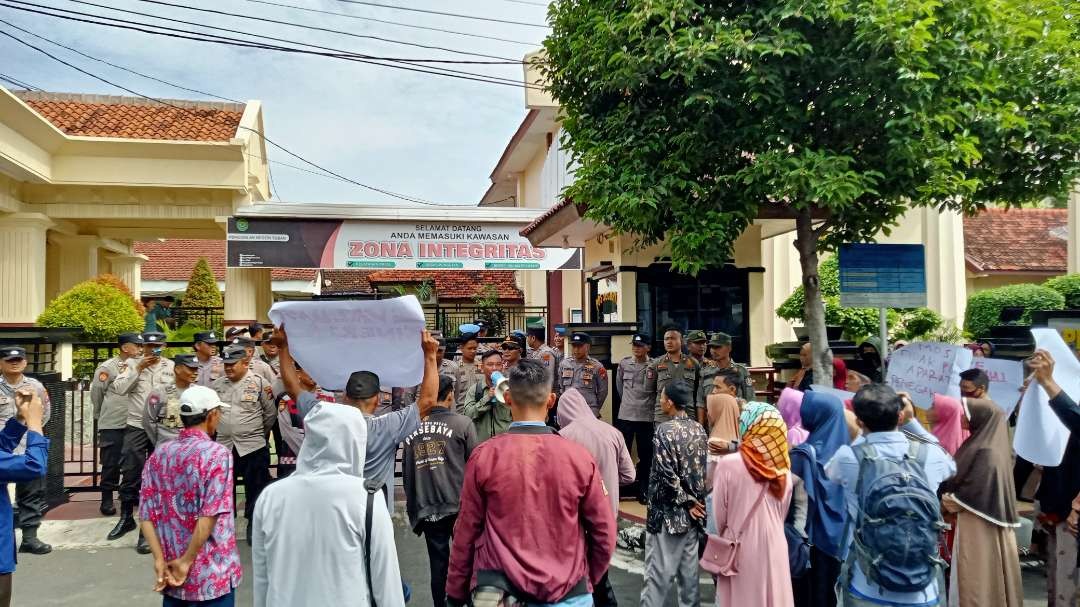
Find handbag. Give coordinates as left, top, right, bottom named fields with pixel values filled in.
left=785, top=522, right=811, bottom=578
left=700, top=483, right=769, bottom=576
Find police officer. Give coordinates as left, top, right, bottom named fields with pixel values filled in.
left=143, top=353, right=200, bottom=449
left=107, top=331, right=174, bottom=550
left=212, top=344, right=276, bottom=543
left=552, top=326, right=566, bottom=370
left=525, top=325, right=558, bottom=374
left=645, top=328, right=700, bottom=425
left=702, top=332, right=754, bottom=405
left=193, top=330, right=223, bottom=387
left=557, top=332, right=609, bottom=417
left=0, top=346, right=53, bottom=554
left=449, top=332, right=483, bottom=410
left=90, top=332, right=144, bottom=517
left=229, top=335, right=276, bottom=387
left=615, top=334, right=654, bottom=501
left=500, top=333, right=527, bottom=371
left=261, top=333, right=282, bottom=376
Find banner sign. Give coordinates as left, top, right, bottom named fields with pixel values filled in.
left=970, top=357, right=1025, bottom=415
left=839, top=244, right=927, bottom=309
left=227, top=217, right=582, bottom=271
left=885, top=341, right=972, bottom=409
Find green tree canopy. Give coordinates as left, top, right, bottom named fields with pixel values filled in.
left=544, top=0, right=1080, bottom=382
left=37, top=280, right=144, bottom=341
left=183, top=257, right=223, bottom=309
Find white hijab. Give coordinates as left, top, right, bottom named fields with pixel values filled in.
left=252, top=402, right=404, bottom=606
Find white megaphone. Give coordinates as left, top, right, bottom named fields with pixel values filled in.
left=492, top=371, right=511, bottom=404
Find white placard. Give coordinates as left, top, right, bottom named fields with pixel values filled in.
left=885, top=342, right=973, bottom=409
left=1013, top=328, right=1080, bottom=466
left=268, top=296, right=426, bottom=390
left=809, top=384, right=856, bottom=403
left=970, top=357, right=1025, bottom=415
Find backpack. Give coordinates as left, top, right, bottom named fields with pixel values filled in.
left=851, top=441, right=946, bottom=593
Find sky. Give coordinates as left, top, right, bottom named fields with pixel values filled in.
left=0, top=0, right=549, bottom=205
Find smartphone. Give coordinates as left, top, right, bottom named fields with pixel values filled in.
left=152, top=347, right=163, bottom=356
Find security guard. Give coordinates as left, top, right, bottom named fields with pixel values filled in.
left=0, top=345, right=53, bottom=554
left=525, top=325, right=558, bottom=374
left=686, top=330, right=709, bottom=365
left=229, top=335, right=276, bottom=387
left=212, top=344, right=276, bottom=543
left=645, top=328, right=700, bottom=425
left=193, top=330, right=224, bottom=387
left=500, top=333, right=527, bottom=371
left=556, top=332, right=609, bottom=416
left=615, top=334, right=654, bottom=501
left=143, top=353, right=200, bottom=449
left=107, top=332, right=174, bottom=549
left=702, top=332, right=755, bottom=404
left=449, top=332, right=484, bottom=410
left=90, top=332, right=144, bottom=517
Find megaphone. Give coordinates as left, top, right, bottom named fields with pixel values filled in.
left=491, top=371, right=510, bottom=404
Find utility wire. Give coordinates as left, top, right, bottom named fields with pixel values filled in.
left=494, top=0, right=549, bottom=6
left=332, top=0, right=550, bottom=29
left=0, top=71, right=39, bottom=89
left=125, top=0, right=522, bottom=62
left=0, top=2, right=541, bottom=89
left=0, top=25, right=476, bottom=205
left=241, top=0, right=541, bottom=46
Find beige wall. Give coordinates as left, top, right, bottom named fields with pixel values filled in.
left=966, top=273, right=1052, bottom=294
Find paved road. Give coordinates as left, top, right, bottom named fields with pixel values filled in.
left=13, top=516, right=1047, bottom=606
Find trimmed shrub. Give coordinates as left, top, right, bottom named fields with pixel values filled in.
left=94, top=273, right=146, bottom=316
left=38, top=280, right=144, bottom=341
left=964, top=283, right=1065, bottom=337
left=1045, top=274, right=1080, bottom=309
left=895, top=307, right=945, bottom=342
left=183, top=258, right=223, bottom=309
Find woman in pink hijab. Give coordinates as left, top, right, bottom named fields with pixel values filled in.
left=776, top=388, right=810, bottom=447
left=929, top=393, right=970, bottom=456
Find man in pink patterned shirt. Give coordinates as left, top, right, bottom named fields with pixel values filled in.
left=140, top=385, right=242, bottom=606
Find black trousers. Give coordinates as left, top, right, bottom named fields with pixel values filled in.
left=119, top=426, right=151, bottom=505
left=793, top=547, right=841, bottom=607
left=98, top=428, right=124, bottom=493
left=13, top=476, right=46, bottom=530
left=593, top=571, right=617, bottom=607
left=418, top=515, right=456, bottom=607
left=615, top=419, right=653, bottom=498
left=233, top=446, right=271, bottom=521
left=1013, top=456, right=1035, bottom=500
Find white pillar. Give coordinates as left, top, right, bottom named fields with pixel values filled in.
left=108, top=253, right=147, bottom=300
left=255, top=269, right=274, bottom=324
left=0, top=213, right=52, bottom=325
left=224, top=267, right=271, bottom=327
left=1069, top=187, right=1079, bottom=274
left=922, top=207, right=968, bottom=327
left=53, top=235, right=101, bottom=294
left=735, top=225, right=768, bottom=366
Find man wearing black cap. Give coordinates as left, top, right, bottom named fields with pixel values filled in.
left=106, top=332, right=175, bottom=547
left=212, top=344, right=276, bottom=542
left=616, top=334, right=655, bottom=501
left=192, top=331, right=223, bottom=388
left=500, top=333, right=527, bottom=371
left=90, top=332, right=144, bottom=517
left=557, top=332, right=609, bottom=417
left=0, top=346, right=53, bottom=555
left=645, top=328, right=700, bottom=425
left=143, top=354, right=200, bottom=448
left=228, top=335, right=275, bottom=388
left=698, top=332, right=753, bottom=409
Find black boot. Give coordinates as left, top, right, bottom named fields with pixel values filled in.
left=135, top=531, right=151, bottom=555
left=107, top=503, right=137, bottom=541
left=18, top=527, right=52, bottom=555
left=99, top=491, right=116, bottom=516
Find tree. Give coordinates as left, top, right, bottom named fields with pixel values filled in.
left=183, top=258, right=223, bottom=309
left=37, top=280, right=144, bottom=341
left=544, top=0, right=1080, bottom=385
left=93, top=273, right=145, bottom=316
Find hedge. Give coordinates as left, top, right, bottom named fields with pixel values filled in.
left=183, top=257, right=223, bottom=309
left=964, top=283, right=1065, bottom=337
left=1045, top=274, right=1080, bottom=310
left=37, top=279, right=144, bottom=341
left=94, top=273, right=145, bottom=316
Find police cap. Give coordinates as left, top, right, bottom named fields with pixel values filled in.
left=172, top=353, right=201, bottom=369
left=570, top=332, right=592, bottom=345
left=193, top=331, right=218, bottom=344
left=220, top=345, right=248, bottom=363
left=118, top=332, right=145, bottom=346
left=142, top=332, right=167, bottom=344
left=0, top=346, right=26, bottom=361
left=631, top=334, right=651, bottom=347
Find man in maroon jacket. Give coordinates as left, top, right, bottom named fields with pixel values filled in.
left=446, top=359, right=617, bottom=606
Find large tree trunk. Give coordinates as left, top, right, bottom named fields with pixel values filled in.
left=794, top=209, right=833, bottom=388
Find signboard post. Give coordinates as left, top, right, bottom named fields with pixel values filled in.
left=839, top=244, right=928, bottom=376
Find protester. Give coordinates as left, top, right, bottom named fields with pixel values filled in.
left=0, top=386, right=48, bottom=607
left=831, top=358, right=848, bottom=390
left=789, top=392, right=848, bottom=607
left=787, top=343, right=814, bottom=391
left=139, top=386, right=241, bottom=607
left=252, top=396, right=404, bottom=606
left=710, top=402, right=793, bottom=607
left=958, top=368, right=989, bottom=399
left=461, top=350, right=512, bottom=442
left=938, top=398, right=1023, bottom=607
left=402, top=375, right=477, bottom=607
left=777, top=388, right=809, bottom=447
left=826, top=384, right=954, bottom=607
left=272, top=361, right=335, bottom=479
left=928, top=394, right=969, bottom=456
left=856, top=338, right=885, bottom=382
left=845, top=370, right=871, bottom=394
left=708, top=370, right=742, bottom=404
left=706, top=392, right=740, bottom=444
left=446, top=360, right=616, bottom=606
left=640, top=380, right=707, bottom=607
left=557, top=388, right=635, bottom=607
left=1026, top=349, right=1080, bottom=607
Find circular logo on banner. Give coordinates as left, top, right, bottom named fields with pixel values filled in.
left=235, top=218, right=249, bottom=232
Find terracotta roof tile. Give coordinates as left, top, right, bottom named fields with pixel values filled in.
left=16, top=92, right=243, bottom=141
left=133, top=240, right=316, bottom=281
left=963, top=208, right=1067, bottom=273
left=318, top=270, right=374, bottom=294
left=520, top=198, right=581, bottom=237
left=320, top=269, right=523, bottom=302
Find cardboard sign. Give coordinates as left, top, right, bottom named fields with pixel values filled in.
left=885, top=342, right=973, bottom=409
left=971, top=357, right=1025, bottom=415
left=1013, top=329, right=1080, bottom=466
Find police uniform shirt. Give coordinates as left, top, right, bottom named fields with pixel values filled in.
left=527, top=344, right=559, bottom=373
left=112, top=357, right=175, bottom=429
left=645, top=354, right=700, bottom=424
left=616, top=355, right=654, bottom=423
left=449, top=359, right=484, bottom=411
left=557, top=356, right=609, bottom=415
left=143, top=382, right=186, bottom=447
left=263, top=355, right=282, bottom=376
left=0, top=374, right=51, bottom=452
left=250, top=356, right=276, bottom=388
left=90, top=356, right=137, bottom=431
left=195, top=355, right=224, bottom=388
left=212, top=370, right=276, bottom=457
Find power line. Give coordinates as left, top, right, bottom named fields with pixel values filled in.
left=125, top=0, right=522, bottom=62
left=332, top=0, right=550, bottom=29
left=0, top=71, right=39, bottom=89
left=241, top=0, right=541, bottom=46
left=0, top=25, right=477, bottom=205
left=0, top=2, right=540, bottom=89
left=493, top=0, right=549, bottom=6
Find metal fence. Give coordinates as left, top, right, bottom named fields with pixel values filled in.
left=427, top=305, right=548, bottom=338
left=173, top=306, right=224, bottom=331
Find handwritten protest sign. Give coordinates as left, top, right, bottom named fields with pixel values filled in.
left=886, top=342, right=972, bottom=409
left=268, top=296, right=426, bottom=390
left=1014, top=329, right=1080, bottom=466
left=971, top=357, right=1024, bottom=415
